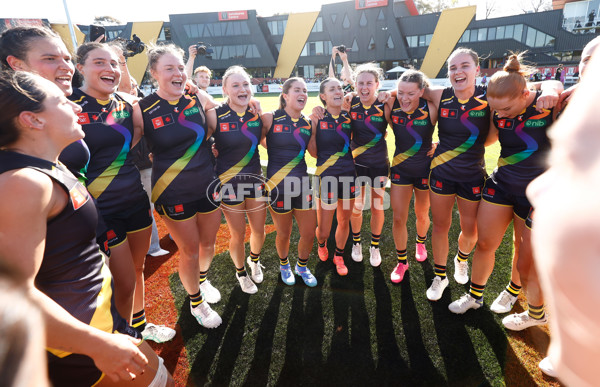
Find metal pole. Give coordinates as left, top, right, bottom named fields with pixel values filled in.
left=62, top=0, right=78, bottom=51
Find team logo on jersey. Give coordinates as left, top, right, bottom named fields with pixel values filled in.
left=320, top=122, right=334, bottom=130
left=77, top=112, right=103, bottom=125
left=69, top=183, right=89, bottom=210
left=152, top=114, right=174, bottom=129
left=393, top=173, right=400, bottom=179
left=497, top=119, right=514, bottom=129
left=276, top=201, right=284, bottom=208
left=112, top=110, right=131, bottom=120
left=351, top=112, right=364, bottom=120
left=440, top=108, right=458, bottom=119
left=435, top=180, right=443, bottom=188
left=306, top=194, right=312, bottom=202
left=174, top=204, right=184, bottom=213
left=392, top=116, right=406, bottom=125
left=486, top=188, right=495, bottom=196
left=421, top=178, right=428, bottom=186
left=413, top=119, right=428, bottom=126
left=472, top=187, right=481, bottom=194
left=274, top=124, right=290, bottom=133
left=220, top=122, right=239, bottom=132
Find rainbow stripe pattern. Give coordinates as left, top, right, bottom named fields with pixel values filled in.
left=351, top=105, right=385, bottom=159
left=392, top=109, right=428, bottom=167
left=87, top=101, right=132, bottom=199
left=497, top=109, right=550, bottom=168
left=431, top=96, right=487, bottom=168
left=219, top=113, right=260, bottom=184
left=151, top=97, right=206, bottom=202
left=266, top=122, right=310, bottom=191
left=316, top=115, right=352, bottom=176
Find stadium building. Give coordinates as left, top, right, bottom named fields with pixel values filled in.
left=1, top=0, right=598, bottom=86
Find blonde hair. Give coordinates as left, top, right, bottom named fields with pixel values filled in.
left=193, top=65, right=212, bottom=77
left=222, top=65, right=252, bottom=103
left=353, top=63, right=384, bottom=84
left=448, top=47, right=480, bottom=67
left=488, top=52, right=535, bottom=100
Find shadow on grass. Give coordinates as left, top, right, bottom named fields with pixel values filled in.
left=242, top=284, right=284, bottom=386
left=183, top=286, right=251, bottom=386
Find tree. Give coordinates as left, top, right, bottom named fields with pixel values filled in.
left=93, top=16, right=122, bottom=26
left=483, top=0, right=497, bottom=19
left=519, top=0, right=552, bottom=13
left=414, top=0, right=459, bottom=14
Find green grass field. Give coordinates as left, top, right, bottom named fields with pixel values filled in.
left=167, top=93, right=542, bottom=385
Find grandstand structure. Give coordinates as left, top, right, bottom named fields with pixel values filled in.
left=1, top=0, right=598, bottom=85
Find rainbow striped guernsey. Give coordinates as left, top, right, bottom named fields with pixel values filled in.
left=265, top=109, right=311, bottom=191
left=315, top=110, right=354, bottom=177
left=349, top=96, right=388, bottom=166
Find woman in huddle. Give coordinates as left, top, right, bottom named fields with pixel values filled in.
left=448, top=54, right=556, bottom=330
left=134, top=44, right=223, bottom=328
left=207, top=65, right=266, bottom=294
left=385, top=69, right=438, bottom=283
left=73, top=42, right=175, bottom=343
left=308, top=77, right=356, bottom=276
left=262, top=77, right=317, bottom=287
left=0, top=71, right=173, bottom=386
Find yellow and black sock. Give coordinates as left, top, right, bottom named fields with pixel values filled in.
left=335, top=247, right=344, bottom=257
left=236, top=265, right=247, bottom=277
left=199, top=270, right=208, bottom=284
left=434, top=264, right=446, bottom=278
left=469, top=282, right=486, bottom=300
left=416, top=234, right=427, bottom=244
left=370, top=233, right=381, bottom=249
left=131, top=309, right=146, bottom=332
left=528, top=304, right=546, bottom=320
left=297, top=256, right=309, bottom=268
left=250, top=251, right=260, bottom=263
left=396, top=249, right=407, bottom=264
left=352, top=231, right=361, bottom=245
left=279, top=256, right=289, bottom=266
left=457, top=249, right=469, bottom=262
left=506, top=281, right=521, bottom=297
left=318, top=241, right=326, bottom=248
left=190, top=290, right=204, bottom=308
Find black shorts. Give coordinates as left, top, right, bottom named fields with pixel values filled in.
left=355, top=163, right=389, bottom=188
left=482, top=178, right=532, bottom=220
left=220, top=181, right=267, bottom=206
left=48, top=321, right=140, bottom=387
left=429, top=171, right=484, bottom=202
left=156, top=196, right=220, bottom=221
left=316, top=175, right=357, bottom=204
left=525, top=207, right=533, bottom=230
left=390, top=172, right=429, bottom=190
left=268, top=179, right=313, bottom=214
left=103, top=199, right=152, bottom=247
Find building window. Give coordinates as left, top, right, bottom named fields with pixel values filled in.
left=478, top=28, right=487, bottom=41
left=378, top=10, right=385, bottom=21
left=496, top=26, right=505, bottom=39
left=212, top=44, right=261, bottom=60
left=275, top=43, right=281, bottom=53
left=487, top=27, right=496, bottom=40
left=331, top=14, right=337, bottom=23
left=513, top=24, right=523, bottom=41
left=386, top=35, right=394, bottom=49
left=359, top=12, right=368, bottom=27
left=526, top=27, right=536, bottom=46
left=407, top=35, right=417, bottom=47
left=351, top=38, right=359, bottom=51
left=505, top=25, right=514, bottom=39
left=267, top=20, right=287, bottom=35
left=184, top=22, right=250, bottom=38
left=343, top=14, right=350, bottom=29
left=368, top=36, right=376, bottom=50
left=425, top=34, right=433, bottom=45
left=460, top=30, right=470, bottom=43
left=312, top=16, right=323, bottom=32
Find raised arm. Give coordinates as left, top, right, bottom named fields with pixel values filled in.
left=185, top=45, right=198, bottom=79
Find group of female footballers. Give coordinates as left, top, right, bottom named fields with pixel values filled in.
left=0, top=22, right=589, bottom=384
